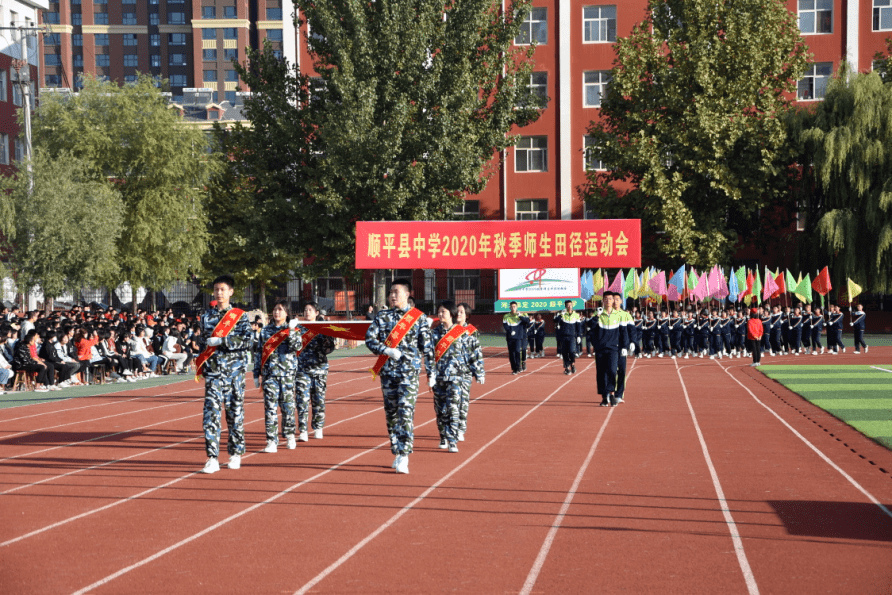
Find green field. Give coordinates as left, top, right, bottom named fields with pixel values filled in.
left=759, top=364, right=892, bottom=450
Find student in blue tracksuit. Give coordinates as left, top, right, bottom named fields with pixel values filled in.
left=555, top=301, right=582, bottom=374
left=592, top=291, right=631, bottom=406
left=810, top=308, right=825, bottom=354
left=502, top=302, right=530, bottom=374
left=828, top=305, right=844, bottom=354
left=851, top=304, right=867, bottom=353
left=631, top=311, right=644, bottom=358
left=801, top=304, right=812, bottom=353
left=642, top=311, right=656, bottom=357
left=788, top=307, right=803, bottom=355
left=669, top=310, right=683, bottom=357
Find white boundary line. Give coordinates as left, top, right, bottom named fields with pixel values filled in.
left=717, top=360, right=892, bottom=520
left=869, top=366, right=892, bottom=374
left=519, top=360, right=638, bottom=595
left=68, top=361, right=553, bottom=594
left=676, top=359, right=760, bottom=595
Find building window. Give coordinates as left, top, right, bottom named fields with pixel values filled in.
left=123, top=34, right=138, bottom=46
left=224, top=48, right=238, bottom=60
left=204, top=70, right=217, bottom=82
left=45, top=34, right=60, bottom=45
left=203, top=28, right=217, bottom=40
left=124, top=54, right=138, bottom=67
left=0, top=134, right=7, bottom=165
left=202, top=6, right=215, bottom=19
left=267, top=29, right=283, bottom=42
left=151, top=34, right=160, bottom=46
left=203, top=49, right=217, bottom=60
left=45, top=12, right=60, bottom=24
left=223, top=28, right=238, bottom=39
left=0, top=71, right=6, bottom=102
left=45, top=74, right=62, bottom=87
left=72, top=13, right=82, bottom=25
left=96, top=34, right=109, bottom=46
left=583, top=71, right=610, bottom=107
left=169, top=74, right=187, bottom=87
left=169, top=33, right=187, bottom=45
left=151, top=55, right=160, bottom=67
left=454, top=200, right=480, bottom=220
left=168, top=12, right=186, bottom=25
left=94, top=13, right=109, bottom=25
left=272, top=49, right=283, bottom=59
left=73, top=34, right=83, bottom=46
left=585, top=201, right=599, bottom=219
left=94, top=0, right=107, bottom=4
left=122, top=12, right=137, bottom=25
left=799, top=0, right=832, bottom=34
left=584, top=136, right=604, bottom=171
left=267, top=7, right=283, bottom=19
left=225, top=90, right=236, bottom=103
left=45, top=54, right=61, bottom=66
left=169, top=53, right=187, bottom=66
left=520, top=71, right=547, bottom=108
left=96, top=55, right=110, bottom=67
left=874, top=0, right=892, bottom=30
left=72, top=0, right=81, bottom=4
left=583, top=5, right=616, bottom=42
left=515, top=7, right=547, bottom=45
left=124, top=75, right=137, bottom=83
left=224, top=6, right=237, bottom=18
left=225, top=70, right=238, bottom=82
left=14, top=139, right=24, bottom=162
left=73, top=55, right=83, bottom=67
left=150, top=13, right=159, bottom=25
left=123, top=0, right=136, bottom=4
left=515, top=136, right=547, bottom=172
left=447, top=270, right=480, bottom=296
left=798, top=62, right=832, bottom=100
left=515, top=199, right=549, bottom=220
left=13, top=84, right=21, bottom=106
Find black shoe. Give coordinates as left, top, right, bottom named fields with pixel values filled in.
left=599, top=398, right=610, bottom=406
left=570, top=364, right=576, bottom=374
left=564, top=368, right=570, bottom=375
left=521, top=363, right=526, bottom=371
left=512, top=371, right=518, bottom=375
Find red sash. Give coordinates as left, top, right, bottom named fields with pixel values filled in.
left=434, top=325, right=467, bottom=363
left=259, top=327, right=291, bottom=371
left=195, top=307, right=245, bottom=379
left=463, top=324, right=478, bottom=335
left=294, top=329, right=318, bottom=357
left=370, top=308, right=423, bottom=379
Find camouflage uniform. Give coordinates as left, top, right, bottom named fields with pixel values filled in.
left=253, top=323, right=302, bottom=444
left=199, top=305, right=253, bottom=458
left=458, top=326, right=485, bottom=435
left=296, top=331, right=335, bottom=433
left=365, top=306, right=434, bottom=455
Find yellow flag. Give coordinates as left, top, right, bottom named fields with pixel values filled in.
left=848, top=278, right=863, bottom=301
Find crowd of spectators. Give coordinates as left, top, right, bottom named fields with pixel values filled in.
left=0, top=304, right=202, bottom=394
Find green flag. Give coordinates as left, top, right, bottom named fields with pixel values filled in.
left=795, top=273, right=812, bottom=303
left=752, top=268, right=762, bottom=304
left=624, top=268, right=636, bottom=299
left=785, top=269, right=797, bottom=293
left=688, top=269, right=699, bottom=293
left=735, top=267, right=747, bottom=302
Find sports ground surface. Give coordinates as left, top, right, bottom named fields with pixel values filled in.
left=1, top=343, right=890, bottom=593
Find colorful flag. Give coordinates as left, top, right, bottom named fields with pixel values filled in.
left=744, top=270, right=755, bottom=304
left=763, top=267, right=779, bottom=301
left=772, top=270, right=785, bottom=298
left=688, top=268, right=699, bottom=294
left=728, top=267, right=739, bottom=302
left=667, top=283, right=681, bottom=301
left=848, top=278, right=863, bottom=301
left=668, top=265, right=686, bottom=292
left=648, top=270, right=668, bottom=298
left=693, top=272, right=710, bottom=301
left=592, top=269, right=604, bottom=300
left=624, top=268, right=636, bottom=300
left=753, top=268, right=762, bottom=304
left=580, top=271, right=592, bottom=300
left=794, top=273, right=812, bottom=303
left=785, top=269, right=797, bottom=294
left=812, top=266, right=832, bottom=296
left=608, top=269, right=624, bottom=294
left=735, top=267, right=748, bottom=302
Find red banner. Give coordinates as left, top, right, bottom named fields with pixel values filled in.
left=355, top=220, right=641, bottom=269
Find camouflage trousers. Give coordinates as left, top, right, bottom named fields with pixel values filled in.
left=203, top=371, right=246, bottom=458
left=380, top=372, right=419, bottom=455
left=458, top=375, right=472, bottom=434
left=432, top=379, right=462, bottom=443
left=296, top=370, right=327, bottom=433
left=263, top=375, right=296, bottom=443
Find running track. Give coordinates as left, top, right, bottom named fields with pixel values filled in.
left=1, top=347, right=890, bottom=594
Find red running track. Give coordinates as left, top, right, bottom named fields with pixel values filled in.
left=0, top=347, right=890, bottom=594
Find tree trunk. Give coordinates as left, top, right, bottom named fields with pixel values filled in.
left=131, top=285, right=138, bottom=314
left=45, top=297, right=53, bottom=315
left=375, top=270, right=387, bottom=310
left=259, top=280, right=267, bottom=314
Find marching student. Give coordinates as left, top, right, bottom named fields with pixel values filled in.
left=456, top=303, right=485, bottom=440
left=502, top=302, right=530, bottom=375
left=788, top=307, right=803, bottom=355
left=780, top=306, right=792, bottom=354
left=532, top=313, right=546, bottom=358
left=365, top=278, right=434, bottom=475
left=612, top=293, right=634, bottom=405
left=669, top=309, right=683, bottom=358
left=631, top=311, right=644, bottom=359
left=525, top=315, right=537, bottom=360
left=583, top=310, right=596, bottom=358
left=828, top=305, right=845, bottom=354
left=430, top=301, right=484, bottom=453
left=719, top=310, right=732, bottom=357
left=198, top=275, right=253, bottom=474
left=296, top=302, right=336, bottom=441
left=556, top=300, right=582, bottom=374
left=696, top=308, right=710, bottom=357
left=657, top=309, right=670, bottom=357
left=682, top=311, right=696, bottom=358
left=760, top=307, right=772, bottom=354
left=592, top=291, right=630, bottom=407
left=851, top=304, right=867, bottom=353
left=810, top=307, right=825, bottom=354
left=708, top=309, right=722, bottom=359
left=769, top=306, right=783, bottom=355
left=253, top=299, right=302, bottom=452
left=642, top=310, right=657, bottom=357
left=801, top=304, right=813, bottom=354
left=746, top=308, right=764, bottom=367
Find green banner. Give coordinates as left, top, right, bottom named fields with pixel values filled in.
left=494, top=298, right=586, bottom=313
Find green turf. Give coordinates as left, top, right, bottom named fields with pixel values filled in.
left=760, top=363, right=892, bottom=450
left=0, top=374, right=194, bottom=410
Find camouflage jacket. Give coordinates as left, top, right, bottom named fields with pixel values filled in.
left=253, top=323, right=302, bottom=379
left=198, top=305, right=252, bottom=377
left=297, top=328, right=335, bottom=375
left=365, top=306, right=434, bottom=377
left=430, top=324, right=479, bottom=383
left=460, top=326, right=485, bottom=382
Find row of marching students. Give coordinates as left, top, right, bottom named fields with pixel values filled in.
left=755, top=303, right=868, bottom=356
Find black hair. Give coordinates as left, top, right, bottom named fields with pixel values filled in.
left=565, top=299, right=574, bottom=306
left=509, top=301, right=518, bottom=306
left=304, top=301, right=319, bottom=314
left=212, top=275, right=235, bottom=289
left=390, top=278, right=412, bottom=293
left=457, top=302, right=472, bottom=316
left=272, top=299, right=290, bottom=316
left=438, top=300, right=459, bottom=322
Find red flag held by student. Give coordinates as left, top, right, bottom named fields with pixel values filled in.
left=812, top=266, right=832, bottom=296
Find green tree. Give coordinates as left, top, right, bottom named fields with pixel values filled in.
left=788, top=65, right=892, bottom=294
left=0, top=150, right=123, bottom=301
left=224, top=1, right=541, bottom=279
left=582, top=0, right=810, bottom=267
left=29, top=75, right=217, bottom=311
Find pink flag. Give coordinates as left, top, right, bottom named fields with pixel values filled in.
left=608, top=269, right=624, bottom=294
left=717, top=269, right=730, bottom=299
left=707, top=266, right=720, bottom=299
left=763, top=268, right=779, bottom=301
left=667, top=283, right=681, bottom=301
left=693, top=272, right=710, bottom=300
left=648, top=270, right=668, bottom=297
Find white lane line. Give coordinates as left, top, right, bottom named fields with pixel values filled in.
left=677, top=360, right=760, bottom=595
left=869, top=366, right=892, bottom=374
left=294, top=361, right=569, bottom=595
left=520, top=360, right=638, bottom=595
left=717, top=360, right=892, bottom=520
left=68, top=361, right=550, bottom=594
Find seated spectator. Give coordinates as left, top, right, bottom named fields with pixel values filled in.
left=0, top=337, right=12, bottom=392
left=163, top=329, right=188, bottom=373
left=129, top=326, right=160, bottom=376
left=57, top=334, right=84, bottom=385
left=13, top=330, right=55, bottom=392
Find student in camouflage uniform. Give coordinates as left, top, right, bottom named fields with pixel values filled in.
left=199, top=275, right=254, bottom=474
left=456, top=303, right=485, bottom=441
left=431, top=300, right=485, bottom=453
left=253, top=299, right=302, bottom=453
left=296, top=302, right=336, bottom=441
left=365, top=278, right=434, bottom=474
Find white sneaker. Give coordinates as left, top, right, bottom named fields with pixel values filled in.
left=263, top=441, right=277, bottom=453
left=313, top=429, right=323, bottom=440
left=458, top=431, right=465, bottom=442
left=395, top=454, right=409, bottom=474
left=35, top=386, right=49, bottom=393
left=227, top=454, right=241, bottom=470
left=794, top=352, right=799, bottom=356
left=842, top=347, right=846, bottom=353
left=812, top=351, right=817, bottom=355
left=201, top=457, right=220, bottom=474
left=866, top=346, right=869, bottom=353
left=59, top=380, right=71, bottom=387
left=392, top=454, right=401, bottom=469
left=684, top=354, right=689, bottom=359
left=658, top=353, right=663, bottom=358
left=298, top=431, right=309, bottom=442
left=448, top=443, right=459, bottom=453
left=438, top=438, right=448, bottom=449
left=749, top=363, right=759, bottom=367
left=709, top=355, right=715, bottom=359
left=821, top=347, right=825, bottom=354
left=287, top=436, right=296, bottom=449
left=49, top=385, right=61, bottom=391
